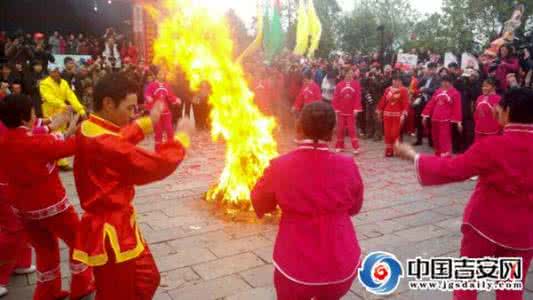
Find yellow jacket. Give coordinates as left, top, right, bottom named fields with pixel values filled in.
left=39, top=76, right=86, bottom=117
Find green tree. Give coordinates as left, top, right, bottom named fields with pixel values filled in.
left=225, top=9, right=252, bottom=58
left=313, top=0, right=342, bottom=57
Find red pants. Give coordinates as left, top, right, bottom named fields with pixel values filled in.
left=405, top=107, right=416, bottom=134
left=431, top=121, right=452, bottom=157
left=0, top=230, right=32, bottom=286
left=24, top=207, right=94, bottom=300
left=384, top=116, right=402, bottom=156
left=274, top=269, right=354, bottom=300
left=154, top=112, right=174, bottom=146
left=454, top=226, right=533, bottom=300
left=335, top=113, right=359, bottom=150
left=93, top=243, right=160, bottom=300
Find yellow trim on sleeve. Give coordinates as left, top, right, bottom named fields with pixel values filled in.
left=174, top=131, right=191, bottom=149
left=72, top=215, right=145, bottom=266
left=135, top=117, right=153, bottom=136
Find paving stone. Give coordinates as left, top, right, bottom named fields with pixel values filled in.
left=225, top=287, right=276, bottom=300
left=209, top=235, right=273, bottom=258
left=168, top=275, right=250, bottom=300
left=393, top=224, right=449, bottom=242
left=253, top=246, right=274, bottom=264
left=192, top=253, right=264, bottom=280
left=239, top=264, right=274, bottom=288
left=155, top=247, right=217, bottom=272
left=159, top=267, right=201, bottom=291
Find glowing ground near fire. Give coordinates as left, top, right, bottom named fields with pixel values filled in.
left=148, top=0, right=278, bottom=214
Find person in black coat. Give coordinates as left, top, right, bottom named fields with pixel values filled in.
left=23, top=60, right=47, bottom=117
left=450, top=65, right=481, bottom=153
left=413, top=62, right=440, bottom=146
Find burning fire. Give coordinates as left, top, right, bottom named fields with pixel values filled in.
left=149, top=0, right=278, bottom=210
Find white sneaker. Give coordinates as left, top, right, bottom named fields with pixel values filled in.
left=14, top=265, right=36, bottom=275
left=470, top=176, right=479, bottom=181
left=353, top=149, right=360, bottom=155
left=0, top=286, right=7, bottom=297
left=335, top=148, right=343, bottom=153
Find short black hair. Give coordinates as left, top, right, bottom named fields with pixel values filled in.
left=64, top=57, right=74, bottom=65
left=447, top=62, right=459, bottom=69
left=0, top=94, right=33, bottom=128
left=299, top=102, right=336, bottom=141
left=303, top=71, right=313, bottom=80
left=427, top=62, right=438, bottom=69
left=483, top=77, right=498, bottom=88
left=500, top=88, right=533, bottom=124
left=93, top=72, right=138, bottom=112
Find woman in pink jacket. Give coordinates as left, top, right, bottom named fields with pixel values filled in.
left=395, top=87, right=533, bottom=300
left=252, top=102, right=364, bottom=300
left=474, top=78, right=502, bottom=141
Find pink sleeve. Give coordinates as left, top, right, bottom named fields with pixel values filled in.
left=422, top=94, right=437, bottom=118
left=451, top=91, right=462, bottom=123
left=348, top=161, right=364, bottom=216
left=376, top=89, right=387, bottom=113
left=251, top=163, right=278, bottom=218
left=415, top=141, right=489, bottom=186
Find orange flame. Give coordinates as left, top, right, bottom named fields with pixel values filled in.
left=150, top=0, right=278, bottom=209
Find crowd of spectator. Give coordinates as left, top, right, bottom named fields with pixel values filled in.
left=1, top=27, right=532, bottom=151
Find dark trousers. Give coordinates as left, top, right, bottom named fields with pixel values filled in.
left=414, top=102, right=431, bottom=146
left=364, top=102, right=378, bottom=138
left=193, top=102, right=210, bottom=130
left=452, top=119, right=475, bottom=154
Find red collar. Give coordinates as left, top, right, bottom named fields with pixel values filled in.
left=88, top=115, right=121, bottom=133
left=504, top=123, right=533, bottom=134
left=296, top=139, right=330, bottom=151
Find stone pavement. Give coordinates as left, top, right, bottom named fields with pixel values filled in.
left=5, top=130, right=533, bottom=300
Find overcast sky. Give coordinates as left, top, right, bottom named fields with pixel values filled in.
left=195, top=0, right=443, bottom=22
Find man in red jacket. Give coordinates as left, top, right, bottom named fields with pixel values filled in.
left=72, top=73, right=193, bottom=300
left=332, top=68, right=362, bottom=154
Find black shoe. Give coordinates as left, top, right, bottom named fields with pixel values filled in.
left=412, top=141, right=423, bottom=146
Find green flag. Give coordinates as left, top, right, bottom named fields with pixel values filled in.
left=263, top=0, right=284, bottom=64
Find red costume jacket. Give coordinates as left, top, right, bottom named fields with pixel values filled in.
left=332, top=80, right=362, bottom=116
left=0, top=127, right=75, bottom=219
left=0, top=121, right=61, bottom=230
left=415, top=124, right=533, bottom=249
left=422, top=87, right=462, bottom=123
left=293, top=82, right=322, bottom=111
left=252, top=141, right=363, bottom=284
left=474, top=93, right=502, bottom=135
left=377, top=86, right=409, bottom=117
left=72, top=115, right=186, bottom=266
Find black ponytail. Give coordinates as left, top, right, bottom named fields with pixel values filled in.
left=0, top=95, right=34, bottom=128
